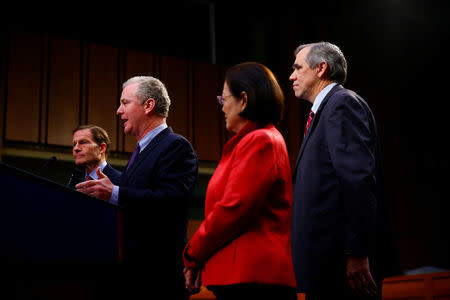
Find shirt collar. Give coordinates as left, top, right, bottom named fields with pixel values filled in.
left=311, top=82, right=337, bottom=114
left=87, top=160, right=107, bottom=179
left=138, top=122, right=168, bottom=152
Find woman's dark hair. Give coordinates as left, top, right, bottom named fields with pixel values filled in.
left=225, top=62, right=285, bottom=125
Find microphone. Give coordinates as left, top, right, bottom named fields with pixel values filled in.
left=36, top=156, right=57, bottom=176
left=66, top=166, right=85, bottom=189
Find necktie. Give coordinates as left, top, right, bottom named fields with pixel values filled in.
left=126, top=143, right=141, bottom=172
left=85, top=174, right=93, bottom=181
left=304, top=110, right=315, bottom=137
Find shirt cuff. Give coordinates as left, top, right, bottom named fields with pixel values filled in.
left=109, top=185, right=119, bottom=205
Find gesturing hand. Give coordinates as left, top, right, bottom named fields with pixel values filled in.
left=75, top=167, right=114, bottom=201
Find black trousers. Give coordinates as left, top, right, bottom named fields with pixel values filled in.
left=208, top=283, right=297, bottom=300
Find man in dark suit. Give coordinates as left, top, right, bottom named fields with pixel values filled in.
left=289, top=42, right=388, bottom=300
left=76, top=76, right=198, bottom=299
left=69, top=124, right=121, bottom=187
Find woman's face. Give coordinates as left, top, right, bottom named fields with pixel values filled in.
left=221, top=82, right=247, bottom=133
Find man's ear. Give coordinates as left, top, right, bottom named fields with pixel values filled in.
left=144, top=98, right=155, bottom=114
left=99, top=142, right=107, bottom=154
left=316, top=61, right=328, bottom=78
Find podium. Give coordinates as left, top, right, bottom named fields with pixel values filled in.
left=0, top=162, right=123, bottom=299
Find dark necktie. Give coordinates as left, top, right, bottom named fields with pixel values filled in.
left=85, top=175, right=93, bottom=181
left=304, top=110, right=315, bottom=137
left=126, top=143, right=141, bottom=172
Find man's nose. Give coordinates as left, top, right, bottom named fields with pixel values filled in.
left=289, top=71, right=296, bottom=81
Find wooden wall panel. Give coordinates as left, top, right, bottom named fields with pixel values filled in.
left=125, top=49, right=154, bottom=77
left=5, top=32, right=43, bottom=143
left=46, top=38, right=82, bottom=146
left=86, top=43, right=119, bottom=151
left=192, top=62, right=222, bottom=161
left=160, top=56, right=191, bottom=142
left=0, top=34, right=7, bottom=161
left=122, top=49, right=155, bottom=152
left=1, top=32, right=226, bottom=164
left=39, top=36, right=49, bottom=145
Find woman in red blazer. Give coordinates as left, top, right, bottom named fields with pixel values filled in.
left=183, top=62, right=297, bottom=299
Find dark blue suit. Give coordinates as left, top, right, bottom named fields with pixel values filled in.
left=291, top=84, right=384, bottom=298
left=118, top=127, right=198, bottom=298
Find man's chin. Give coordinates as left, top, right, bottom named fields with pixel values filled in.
left=75, top=161, right=86, bottom=167
left=124, top=127, right=132, bottom=136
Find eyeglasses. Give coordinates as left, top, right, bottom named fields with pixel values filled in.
left=217, top=94, right=233, bottom=105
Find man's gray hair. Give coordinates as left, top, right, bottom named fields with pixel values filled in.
left=123, top=76, right=171, bottom=118
left=295, top=42, right=347, bottom=84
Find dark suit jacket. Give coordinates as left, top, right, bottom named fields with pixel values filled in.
left=118, top=126, right=198, bottom=294
left=291, top=84, right=390, bottom=292
left=102, top=163, right=122, bottom=185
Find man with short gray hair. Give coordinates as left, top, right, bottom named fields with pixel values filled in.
left=290, top=42, right=387, bottom=300
left=76, top=75, right=198, bottom=299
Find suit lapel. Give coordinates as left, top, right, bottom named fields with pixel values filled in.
left=293, top=85, right=343, bottom=176
left=103, top=163, right=112, bottom=176
left=122, top=127, right=173, bottom=184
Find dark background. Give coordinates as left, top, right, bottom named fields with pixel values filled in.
left=2, top=0, right=449, bottom=274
